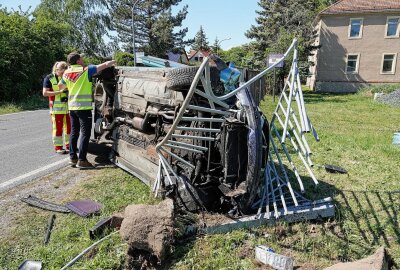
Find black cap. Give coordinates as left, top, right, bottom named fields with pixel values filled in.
left=67, top=52, right=84, bottom=65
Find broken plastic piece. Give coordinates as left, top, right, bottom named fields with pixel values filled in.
left=255, top=245, right=293, bottom=270
left=44, top=214, right=56, bottom=245
left=21, top=195, right=71, bottom=213
left=65, top=200, right=102, bottom=217
left=324, top=164, right=348, bottom=174
left=89, top=217, right=112, bottom=240
left=18, top=260, right=42, bottom=270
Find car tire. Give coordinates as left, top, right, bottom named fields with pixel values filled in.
left=166, top=66, right=199, bottom=90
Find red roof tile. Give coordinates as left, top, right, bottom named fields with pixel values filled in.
left=321, top=0, right=400, bottom=14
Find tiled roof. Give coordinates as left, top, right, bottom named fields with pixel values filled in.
left=321, top=0, right=400, bottom=14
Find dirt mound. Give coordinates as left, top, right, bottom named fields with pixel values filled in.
left=120, top=199, right=174, bottom=270
left=324, top=247, right=390, bottom=270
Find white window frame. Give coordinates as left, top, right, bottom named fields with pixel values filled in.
left=385, top=16, right=400, bottom=38
left=380, top=53, right=397, bottom=75
left=345, top=53, right=360, bottom=74
left=348, top=18, right=363, bottom=39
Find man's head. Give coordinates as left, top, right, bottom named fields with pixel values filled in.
left=67, top=52, right=84, bottom=65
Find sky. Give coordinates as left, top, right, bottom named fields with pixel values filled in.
left=0, top=0, right=259, bottom=50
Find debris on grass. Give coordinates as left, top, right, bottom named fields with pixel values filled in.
left=324, top=246, right=391, bottom=270
left=375, top=89, right=400, bottom=108
left=255, top=245, right=294, bottom=270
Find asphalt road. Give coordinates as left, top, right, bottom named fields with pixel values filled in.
left=0, top=110, right=69, bottom=193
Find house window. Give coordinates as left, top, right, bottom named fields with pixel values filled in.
left=386, top=17, right=400, bottom=38
left=381, top=54, right=397, bottom=74
left=349, top=18, right=363, bottom=38
left=345, top=54, right=360, bottom=73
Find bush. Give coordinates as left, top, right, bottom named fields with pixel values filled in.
left=114, top=51, right=134, bottom=66
left=0, top=9, right=67, bottom=102
left=358, top=83, right=400, bottom=95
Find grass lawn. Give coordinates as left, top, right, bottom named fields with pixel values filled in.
left=0, top=95, right=48, bottom=115
left=1, top=90, right=399, bottom=269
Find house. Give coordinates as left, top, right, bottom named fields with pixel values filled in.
left=166, top=50, right=189, bottom=64
left=308, top=0, right=400, bottom=92
left=188, top=49, right=211, bottom=64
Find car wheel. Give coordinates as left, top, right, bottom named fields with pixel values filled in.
left=166, top=66, right=199, bottom=90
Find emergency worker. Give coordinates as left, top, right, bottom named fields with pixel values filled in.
left=42, top=61, right=70, bottom=154
left=58, top=52, right=115, bottom=169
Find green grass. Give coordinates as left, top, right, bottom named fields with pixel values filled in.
left=1, top=89, right=400, bottom=269
left=0, top=168, right=157, bottom=270
left=170, top=90, right=400, bottom=269
left=0, top=95, right=48, bottom=115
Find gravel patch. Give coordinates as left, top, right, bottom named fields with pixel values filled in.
left=376, top=89, right=400, bottom=108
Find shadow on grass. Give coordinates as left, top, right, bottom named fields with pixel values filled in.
left=88, top=142, right=114, bottom=168
left=302, top=91, right=356, bottom=104
left=278, top=164, right=399, bottom=266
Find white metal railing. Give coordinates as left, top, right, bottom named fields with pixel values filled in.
left=153, top=38, right=323, bottom=219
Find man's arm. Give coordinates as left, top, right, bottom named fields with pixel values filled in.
left=96, top=60, right=116, bottom=73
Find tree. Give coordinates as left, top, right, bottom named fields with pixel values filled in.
left=245, top=0, right=332, bottom=70
left=191, top=25, right=210, bottom=51
left=34, top=0, right=111, bottom=57
left=0, top=8, right=67, bottom=101
left=211, top=37, right=220, bottom=53
left=110, top=0, right=191, bottom=57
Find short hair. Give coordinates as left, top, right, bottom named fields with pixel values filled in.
left=67, top=52, right=84, bottom=65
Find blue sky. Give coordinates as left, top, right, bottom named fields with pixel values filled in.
left=0, top=0, right=259, bottom=50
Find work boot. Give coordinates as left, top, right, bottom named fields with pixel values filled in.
left=76, top=160, right=95, bottom=170
left=56, top=149, right=66, bottom=154
left=69, top=158, right=78, bottom=167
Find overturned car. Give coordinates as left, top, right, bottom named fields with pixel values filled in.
left=93, top=55, right=268, bottom=215
left=92, top=40, right=335, bottom=223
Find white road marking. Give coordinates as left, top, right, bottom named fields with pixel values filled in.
left=0, top=109, right=49, bottom=118
left=0, top=158, right=69, bottom=190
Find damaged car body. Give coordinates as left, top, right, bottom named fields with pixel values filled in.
left=92, top=39, right=335, bottom=223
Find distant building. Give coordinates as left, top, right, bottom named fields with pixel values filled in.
left=308, top=0, right=400, bottom=92
left=166, top=51, right=189, bottom=64
left=188, top=49, right=211, bottom=64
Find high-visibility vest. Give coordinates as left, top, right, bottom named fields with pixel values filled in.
left=63, top=64, right=93, bottom=110
left=49, top=74, right=68, bottom=115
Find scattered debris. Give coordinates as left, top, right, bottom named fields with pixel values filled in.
left=18, top=260, right=42, bottom=270
left=65, top=200, right=102, bottom=217
left=60, top=231, right=118, bottom=270
left=89, top=217, right=112, bottom=240
left=120, top=199, right=174, bottom=270
left=375, top=89, right=400, bottom=108
left=393, top=132, right=400, bottom=145
left=324, top=164, right=348, bottom=174
left=43, top=214, right=56, bottom=245
left=255, top=245, right=293, bottom=270
left=324, top=246, right=391, bottom=270
left=21, top=195, right=71, bottom=213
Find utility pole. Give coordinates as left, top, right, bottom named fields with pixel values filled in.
left=132, top=0, right=140, bottom=67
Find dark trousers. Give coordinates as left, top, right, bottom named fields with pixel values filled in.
left=69, top=110, right=92, bottom=161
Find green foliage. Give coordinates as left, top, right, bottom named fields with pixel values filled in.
left=358, top=83, right=400, bottom=95
left=246, top=0, right=335, bottom=72
left=0, top=94, right=48, bottom=115
left=0, top=8, right=67, bottom=102
left=191, top=25, right=210, bottom=51
left=110, top=0, right=192, bottom=57
left=34, top=0, right=111, bottom=56
left=114, top=51, right=135, bottom=66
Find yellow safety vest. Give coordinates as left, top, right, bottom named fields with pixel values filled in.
left=49, top=75, right=68, bottom=115
left=63, top=65, right=93, bottom=110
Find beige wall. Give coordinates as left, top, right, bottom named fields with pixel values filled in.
left=314, top=12, right=400, bottom=92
